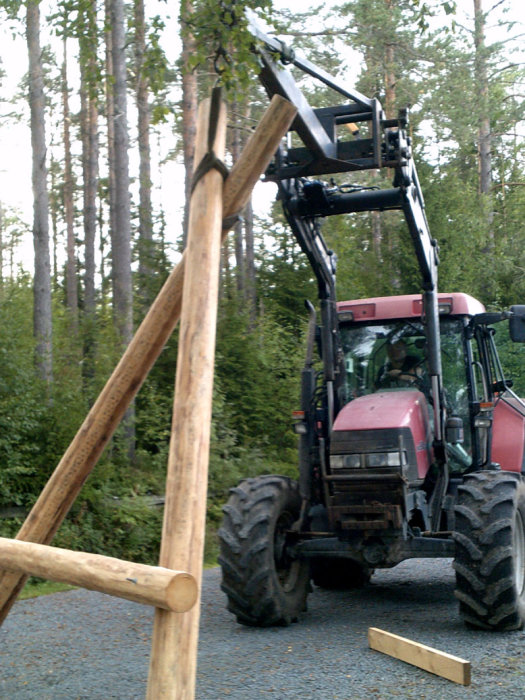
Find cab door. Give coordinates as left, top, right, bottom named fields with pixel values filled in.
left=484, top=331, right=525, bottom=472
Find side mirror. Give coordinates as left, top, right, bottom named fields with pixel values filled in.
left=510, top=305, right=525, bottom=342
left=445, top=415, right=464, bottom=444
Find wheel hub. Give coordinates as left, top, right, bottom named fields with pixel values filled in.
left=514, top=508, right=525, bottom=597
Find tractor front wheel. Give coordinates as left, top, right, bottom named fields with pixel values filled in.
left=453, top=471, right=525, bottom=630
left=218, top=475, right=310, bottom=626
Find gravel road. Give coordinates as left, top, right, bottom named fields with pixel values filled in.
left=1, top=559, right=524, bottom=699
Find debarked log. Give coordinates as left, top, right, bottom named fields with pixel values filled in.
left=0, top=537, right=197, bottom=612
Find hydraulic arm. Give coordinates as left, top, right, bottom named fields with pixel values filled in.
left=248, top=14, right=445, bottom=452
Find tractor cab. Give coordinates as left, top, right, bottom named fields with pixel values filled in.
left=335, top=293, right=487, bottom=476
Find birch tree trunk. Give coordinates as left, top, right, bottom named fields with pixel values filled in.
left=27, top=0, right=52, bottom=385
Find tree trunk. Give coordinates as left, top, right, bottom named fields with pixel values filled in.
left=180, top=0, right=198, bottom=248
left=62, top=39, right=78, bottom=329
left=105, top=0, right=117, bottom=281
left=82, top=17, right=99, bottom=326
left=27, top=1, right=52, bottom=385
left=384, top=3, right=396, bottom=121
left=84, top=88, right=98, bottom=326
left=49, top=157, right=58, bottom=289
left=244, top=198, right=256, bottom=319
left=78, top=3, right=99, bottom=383
left=241, top=102, right=257, bottom=321
left=473, top=0, right=492, bottom=197
left=109, top=0, right=134, bottom=458
left=220, top=238, right=231, bottom=300
left=230, top=105, right=245, bottom=295
left=109, top=0, right=132, bottom=346
left=134, top=0, right=154, bottom=302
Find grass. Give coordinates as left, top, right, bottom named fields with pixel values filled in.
left=20, top=579, right=76, bottom=600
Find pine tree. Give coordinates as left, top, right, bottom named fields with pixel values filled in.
left=61, top=38, right=78, bottom=330
left=27, top=0, right=52, bottom=385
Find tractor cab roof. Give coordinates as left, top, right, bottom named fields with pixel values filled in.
left=337, top=293, right=485, bottom=322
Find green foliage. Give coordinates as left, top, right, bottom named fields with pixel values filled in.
left=411, top=0, right=456, bottom=33
left=335, top=0, right=422, bottom=114
left=143, top=16, right=173, bottom=99
left=0, top=0, right=24, bottom=21
left=0, top=280, right=89, bottom=508
left=54, top=493, right=164, bottom=565
left=491, top=324, right=525, bottom=398
left=184, top=0, right=272, bottom=94
left=0, top=281, right=51, bottom=506
left=215, top=294, right=303, bottom=462
left=255, top=210, right=317, bottom=330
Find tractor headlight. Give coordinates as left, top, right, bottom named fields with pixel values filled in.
left=331, top=452, right=405, bottom=469
left=330, top=454, right=362, bottom=469
left=365, top=452, right=404, bottom=467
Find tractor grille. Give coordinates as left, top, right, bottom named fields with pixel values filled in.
left=326, top=428, right=415, bottom=531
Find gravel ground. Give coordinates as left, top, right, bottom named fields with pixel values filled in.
left=1, top=559, right=524, bottom=699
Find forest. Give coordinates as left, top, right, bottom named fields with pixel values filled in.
left=0, top=0, right=524, bottom=567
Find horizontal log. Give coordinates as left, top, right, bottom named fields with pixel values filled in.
left=0, top=537, right=197, bottom=612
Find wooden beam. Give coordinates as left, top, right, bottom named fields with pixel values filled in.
left=368, top=627, right=471, bottom=686
left=0, top=537, right=197, bottom=612
left=0, top=94, right=297, bottom=626
left=146, top=92, right=224, bottom=699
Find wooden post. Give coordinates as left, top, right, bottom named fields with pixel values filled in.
left=146, top=93, right=225, bottom=699
left=0, top=537, right=197, bottom=612
left=0, top=95, right=297, bottom=625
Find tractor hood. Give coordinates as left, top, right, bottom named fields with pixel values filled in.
left=332, top=390, right=432, bottom=479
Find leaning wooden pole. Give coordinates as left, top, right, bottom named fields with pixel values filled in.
left=0, top=95, right=297, bottom=625
left=146, top=92, right=225, bottom=699
left=0, top=537, right=198, bottom=612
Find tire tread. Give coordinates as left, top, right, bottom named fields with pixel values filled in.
left=453, top=471, right=524, bottom=631
left=219, top=474, right=310, bottom=627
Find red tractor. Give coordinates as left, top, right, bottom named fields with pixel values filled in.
left=218, top=19, right=525, bottom=631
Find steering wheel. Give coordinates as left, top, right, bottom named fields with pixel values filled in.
left=379, top=357, right=426, bottom=390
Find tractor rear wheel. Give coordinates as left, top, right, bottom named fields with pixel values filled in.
left=218, top=475, right=310, bottom=626
left=311, top=558, right=372, bottom=589
left=453, top=471, right=525, bottom=630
